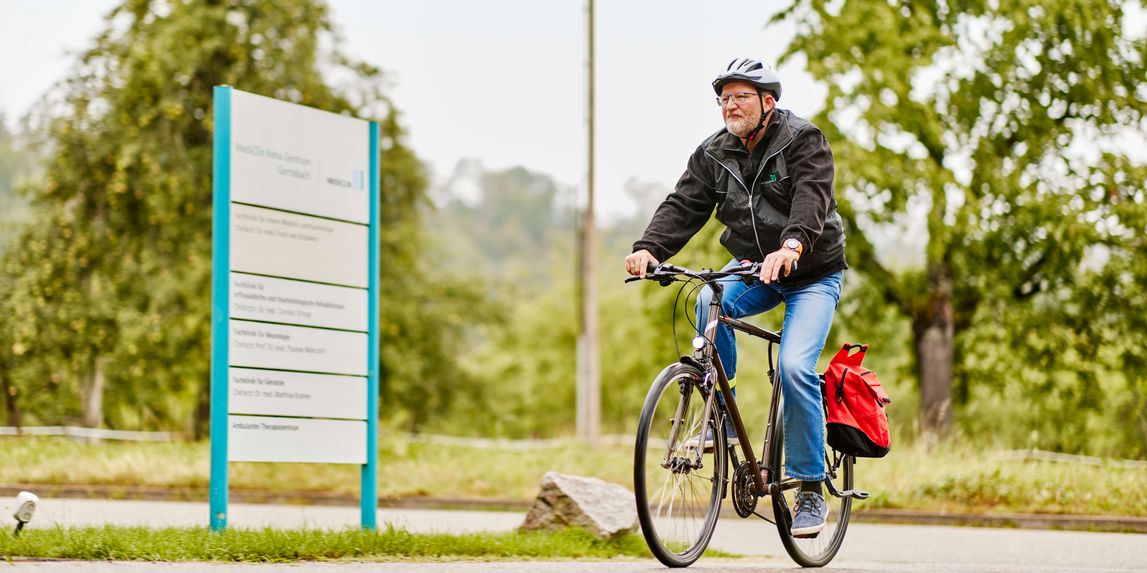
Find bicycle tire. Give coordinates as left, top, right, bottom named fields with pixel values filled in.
left=769, top=415, right=853, bottom=567
left=634, top=362, right=727, bottom=568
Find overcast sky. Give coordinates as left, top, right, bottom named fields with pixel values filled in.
left=0, top=0, right=823, bottom=221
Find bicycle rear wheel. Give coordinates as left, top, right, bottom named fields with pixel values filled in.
left=634, top=363, right=727, bottom=567
left=769, top=419, right=853, bottom=567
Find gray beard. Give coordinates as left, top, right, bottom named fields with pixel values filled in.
left=725, top=115, right=757, bottom=137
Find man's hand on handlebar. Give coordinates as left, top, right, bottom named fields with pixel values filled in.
left=625, top=249, right=660, bottom=278
left=761, top=248, right=799, bottom=284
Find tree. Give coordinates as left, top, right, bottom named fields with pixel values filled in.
left=0, top=116, right=37, bottom=254
left=0, top=0, right=443, bottom=434
left=417, top=162, right=572, bottom=435
left=432, top=160, right=576, bottom=283
left=0, top=117, right=40, bottom=429
left=777, top=0, right=1147, bottom=440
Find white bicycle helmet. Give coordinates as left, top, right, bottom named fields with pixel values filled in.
left=712, top=58, right=782, bottom=101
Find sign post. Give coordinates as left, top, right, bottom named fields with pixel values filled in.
left=210, top=86, right=379, bottom=531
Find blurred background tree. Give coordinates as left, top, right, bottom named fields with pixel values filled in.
left=0, top=117, right=38, bottom=252
left=0, top=0, right=471, bottom=436
left=777, top=0, right=1147, bottom=450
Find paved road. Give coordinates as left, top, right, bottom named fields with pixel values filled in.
left=1, top=498, right=1143, bottom=572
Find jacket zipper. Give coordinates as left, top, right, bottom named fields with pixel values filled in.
left=705, top=133, right=795, bottom=262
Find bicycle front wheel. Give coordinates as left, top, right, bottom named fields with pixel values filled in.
left=769, top=420, right=853, bottom=567
left=634, top=363, right=727, bottom=567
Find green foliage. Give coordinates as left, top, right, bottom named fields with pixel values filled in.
left=421, top=161, right=750, bottom=438
left=434, top=159, right=576, bottom=283
left=0, top=118, right=38, bottom=254
left=0, top=0, right=450, bottom=434
left=0, top=525, right=652, bottom=561
left=420, top=163, right=577, bottom=436
left=778, top=0, right=1147, bottom=453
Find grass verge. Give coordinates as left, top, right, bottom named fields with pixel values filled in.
left=0, top=436, right=1144, bottom=517
left=0, top=526, right=655, bottom=562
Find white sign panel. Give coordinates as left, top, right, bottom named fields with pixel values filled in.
left=229, top=415, right=366, bottom=464
left=229, top=321, right=367, bottom=376
left=230, top=90, right=370, bottom=223
left=230, top=203, right=368, bottom=288
left=229, top=369, right=367, bottom=420
left=230, top=273, right=368, bottom=331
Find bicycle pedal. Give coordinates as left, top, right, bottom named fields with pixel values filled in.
left=792, top=531, right=821, bottom=539
left=838, top=489, right=869, bottom=500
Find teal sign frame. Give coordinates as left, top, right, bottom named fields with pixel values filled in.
left=209, top=86, right=380, bottom=531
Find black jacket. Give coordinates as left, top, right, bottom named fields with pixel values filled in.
left=633, top=109, right=846, bottom=285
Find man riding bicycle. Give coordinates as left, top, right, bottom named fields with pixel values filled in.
left=624, top=58, right=847, bottom=537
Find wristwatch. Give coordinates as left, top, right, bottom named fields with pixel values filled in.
left=783, top=238, right=803, bottom=256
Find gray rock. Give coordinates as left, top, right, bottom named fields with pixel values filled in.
left=519, top=471, right=638, bottom=539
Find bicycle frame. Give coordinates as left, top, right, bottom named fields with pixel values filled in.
left=628, top=262, right=854, bottom=502
left=697, top=276, right=804, bottom=501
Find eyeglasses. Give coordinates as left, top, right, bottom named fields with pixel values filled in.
left=716, top=92, right=759, bottom=107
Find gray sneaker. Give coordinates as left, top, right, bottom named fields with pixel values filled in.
left=790, top=491, right=828, bottom=538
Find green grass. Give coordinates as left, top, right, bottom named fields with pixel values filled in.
left=0, top=436, right=1144, bottom=517
left=0, top=526, right=653, bottom=562
left=861, top=444, right=1147, bottom=516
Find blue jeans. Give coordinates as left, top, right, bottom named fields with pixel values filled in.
left=696, top=259, right=844, bottom=481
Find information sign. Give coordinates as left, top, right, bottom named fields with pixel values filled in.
left=210, top=87, right=379, bottom=531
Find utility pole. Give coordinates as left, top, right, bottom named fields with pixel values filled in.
left=576, top=0, right=599, bottom=444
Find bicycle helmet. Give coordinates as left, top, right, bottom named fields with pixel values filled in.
left=712, top=58, right=782, bottom=101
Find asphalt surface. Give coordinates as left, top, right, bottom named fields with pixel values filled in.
left=1, top=498, right=1144, bottom=572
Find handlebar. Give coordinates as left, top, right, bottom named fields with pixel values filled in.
left=625, top=261, right=763, bottom=286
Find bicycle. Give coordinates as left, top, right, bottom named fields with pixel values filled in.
left=627, top=262, right=869, bottom=568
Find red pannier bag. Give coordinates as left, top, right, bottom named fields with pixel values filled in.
left=822, top=344, right=892, bottom=458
